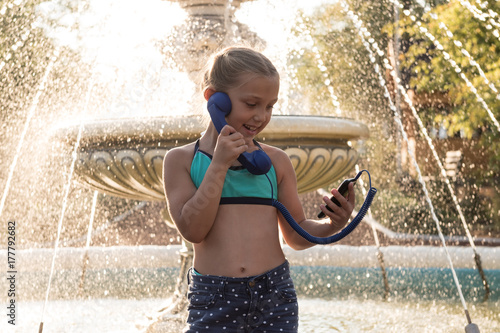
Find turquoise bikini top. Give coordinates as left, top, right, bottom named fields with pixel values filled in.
left=190, top=140, right=278, bottom=205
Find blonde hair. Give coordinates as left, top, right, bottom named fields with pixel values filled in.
left=201, top=46, right=279, bottom=94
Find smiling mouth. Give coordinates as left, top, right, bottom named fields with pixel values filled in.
left=243, top=124, right=259, bottom=132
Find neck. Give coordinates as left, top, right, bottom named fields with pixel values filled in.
left=199, top=125, right=219, bottom=152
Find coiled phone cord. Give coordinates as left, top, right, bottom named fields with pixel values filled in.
left=270, top=170, right=377, bottom=245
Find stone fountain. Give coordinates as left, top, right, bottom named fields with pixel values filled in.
left=55, top=0, right=369, bottom=330
left=61, top=115, right=368, bottom=200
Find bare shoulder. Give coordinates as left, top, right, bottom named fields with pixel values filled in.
left=164, top=142, right=196, bottom=164
left=258, top=143, right=294, bottom=181
left=163, top=142, right=197, bottom=175
left=259, top=143, right=291, bottom=164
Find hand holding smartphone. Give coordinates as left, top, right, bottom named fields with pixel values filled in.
left=317, top=177, right=357, bottom=218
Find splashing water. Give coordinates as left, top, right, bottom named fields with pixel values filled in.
left=78, top=190, right=99, bottom=296
left=4, top=297, right=499, bottom=332
left=345, top=1, right=490, bottom=289
left=393, top=0, right=500, bottom=132
left=455, top=0, right=500, bottom=41
left=340, top=0, right=477, bottom=325
left=40, top=75, right=96, bottom=331
left=388, top=0, right=494, bottom=299
left=416, top=0, right=500, bottom=99
left=294, top=14, right=343, bottom=115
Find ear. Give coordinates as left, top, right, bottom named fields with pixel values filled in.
left=204, top=88, right=216, bottom=101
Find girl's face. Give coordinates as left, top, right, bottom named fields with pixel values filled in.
left=225, top=74, right=279, bottom=140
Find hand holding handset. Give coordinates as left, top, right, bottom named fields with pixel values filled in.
left=207, top=92, right=272, bottom=175
left=317, top=176, right=357, bottom=218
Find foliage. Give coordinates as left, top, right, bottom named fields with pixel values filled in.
left=0, top=0, right=51, bottom=122
left=393, top=0, right=500, bottom=172
left=290, top=0, right=499, bottom=235
left=288, top=0, right=393, bottom=124
left=0, top=0, right=88, bottom=122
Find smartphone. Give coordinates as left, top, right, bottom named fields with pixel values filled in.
left=317, top=177, right=356, bottom=218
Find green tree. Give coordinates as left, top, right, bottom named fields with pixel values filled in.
left=395, top=0, right=500, bottom=172
left=290, top=0, right=499, bottom=235
left=288, top=1, right=394, bottom=125
left=0, top=0, right=52, bottom=122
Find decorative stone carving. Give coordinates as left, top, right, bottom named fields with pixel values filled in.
left=288, top=147, right=358, bottom=193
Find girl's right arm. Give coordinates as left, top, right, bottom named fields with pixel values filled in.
left=162, top=147, right=226, bottom=243
left=162, top=126, right=247, bottom=243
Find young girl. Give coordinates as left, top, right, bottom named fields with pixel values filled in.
left=163, top=46, right=355, bottom=333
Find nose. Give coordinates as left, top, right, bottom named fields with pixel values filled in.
left=253, top=106, right=267, bottom=122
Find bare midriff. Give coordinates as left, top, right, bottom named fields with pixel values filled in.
left=192, top=204, right=286, bottom=277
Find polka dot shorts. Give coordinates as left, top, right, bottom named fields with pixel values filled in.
left=184, top=260, right=298, bottom=333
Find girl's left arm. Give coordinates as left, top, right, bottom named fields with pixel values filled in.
left=273, top=148, right=355, bottom=250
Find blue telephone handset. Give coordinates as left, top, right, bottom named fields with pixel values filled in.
left=207, top=92, right=272, bottom=175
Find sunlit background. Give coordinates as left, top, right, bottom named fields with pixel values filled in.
left=0, top=0, right=499, bottom=331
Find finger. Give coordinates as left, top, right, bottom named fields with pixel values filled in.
left=331, top=184, right=352, bottom=209
left=329, top=188, right=347, bottom=209
left=319, top=203, right=344, bottom=225
left=237, top=144, right=249, bottom=155
left=220, top=124, right=236, bottom=136
left=323, top=193, right=340, bottom=213
left=319, top=203, right=336, bottom=216
left=220, top=126, right=246, bottom=143
left=319, top=203, right=332, bottom=218
left=347, top=182, right=355, bottom=207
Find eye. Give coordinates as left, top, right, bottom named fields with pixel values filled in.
left=246, top=102, right=257, bottom=107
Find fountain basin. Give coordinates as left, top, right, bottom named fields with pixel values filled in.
left=55, top=115, right=369, bottom=200
left=5, top=245, right=499, bottom=301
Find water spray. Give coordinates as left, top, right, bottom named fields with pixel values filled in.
left=39, top=76, right=95, bottom=333
left=343, top=0, right=490, bottom=301
left=415, top=0, right=500, bottom=99
left=387, top=0, right=491, bottom=300
left=78, top=190, right=99, bottom=297
left=354, top=165, right=391, bottom=299
left=39, top=122, right=85, bottom=333
left=455, top=0, right=500, bottom=44
left=295, top=14, right=342, bottom=115
left=391, top=0, right=500, bottom=132
left=273, top=170, right=377, bottom=244
left=339, top=1, right=481, bottom=330
left=0, top=47, right=59, bottom=219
